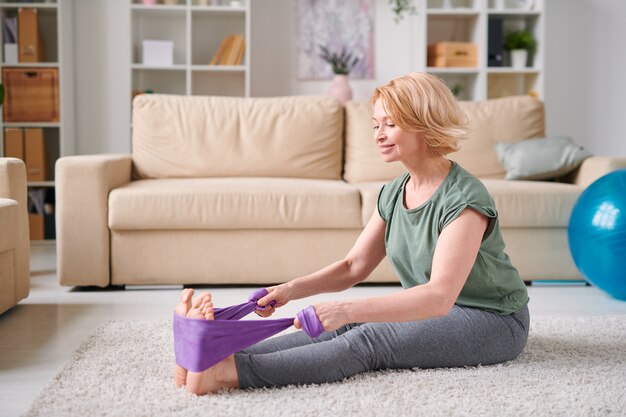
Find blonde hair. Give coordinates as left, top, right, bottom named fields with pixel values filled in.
left=370, top=73, right=467, bottom=155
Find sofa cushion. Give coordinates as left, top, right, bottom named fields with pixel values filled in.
left=343, top=95, right=545, bottom=182
left=109, top=178, right=362, bottom=230
left=351, top=182, right=385, bottom=226
left=495, top=136, right=592, bottom=180
left=354, top=178, right=581, bottom=229
left=482, top=180, right=582, bottom=227
left=132, top=94, right=344, bottom=180
left=343, top=101, right=406, bottom=183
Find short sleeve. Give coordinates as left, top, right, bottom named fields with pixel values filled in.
left=377, top=183, right=388, bottom=222
left=439, top=184, right=498, bottom=236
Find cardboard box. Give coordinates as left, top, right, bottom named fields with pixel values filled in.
left=24, top=128, right=46, bottom=181
left=28, top=214, right=44, bottom=240
left=3, top=128, right=24, bottom=160
left=142, top=40, right=174, bottom=66
left=427, top=42, right=478, bottom=68
left=18, top=8, right=45, bottom=63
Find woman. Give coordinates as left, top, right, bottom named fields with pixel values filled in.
left=176, top=72, right=529, bottom=395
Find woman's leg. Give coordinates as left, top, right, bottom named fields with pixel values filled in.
left=241, top=323, right=362, bottom=355
left=235, top=304, right=529, bottom=388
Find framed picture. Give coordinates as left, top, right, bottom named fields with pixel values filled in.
left=296, top=0, right=375, bottom=80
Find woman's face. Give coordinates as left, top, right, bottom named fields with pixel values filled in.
left=372, top=99, right=421, bottom=163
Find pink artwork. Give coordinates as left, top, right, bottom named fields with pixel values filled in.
left=297, top=0, right=375, bottom=80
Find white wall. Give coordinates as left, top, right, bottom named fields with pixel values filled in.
left=73, top=0, right=130, bottom=154
left=545, top=0, right=626, bottom=157
left=73, top=0, right=626, bottom=156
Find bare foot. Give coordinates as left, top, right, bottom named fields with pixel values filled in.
left=174, top=289, right=194, bottom=387
left=174, top=290, right=216, bottom=387
left=186, top=292, right=213, bottom=320
left=184, top=297, right=239, bottom=395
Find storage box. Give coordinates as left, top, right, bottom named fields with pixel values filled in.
left=142, top=40, right=174, bottom=66
left=24, top=128, right=47, bottom=181
left=3, top=128, right=24, bottom=160
left=427, top=42, right=478, bottom=68
left=18, top=8, right=45, bottom=63
left=28, top=214, right=44, bottom=240
left=2, top=67, right=59, bottom=122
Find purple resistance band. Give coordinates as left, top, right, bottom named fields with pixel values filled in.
left=173, top=288, right=325, bottom=372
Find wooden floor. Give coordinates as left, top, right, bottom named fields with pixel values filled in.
left=1, top=246, right=626, bottom=417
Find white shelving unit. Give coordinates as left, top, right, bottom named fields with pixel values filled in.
left=0, top=0, right=74, bottom=244
left=130, top=0, right=250, bottom=98
left=417, top=0, right=544, bottom=101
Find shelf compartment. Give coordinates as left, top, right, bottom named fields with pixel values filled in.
left=131, top=7, right=186, bottom=66
left=487, top=72, right=540, bottom=99
left=434, top=72, right=479, bottom=101
left=1, top=7, right=59, bottom=63
left=132, top=68, right=186, bottom=95
left=191, top=70, right=245, bottom=97
left=191, top=10, right=246, bottom=66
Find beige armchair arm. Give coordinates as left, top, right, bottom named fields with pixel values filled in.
left=569, top=157, right=626, bottom=188
left=0, top=158, right=30, bottom=308
left=56, top=154, right=132, bottom=287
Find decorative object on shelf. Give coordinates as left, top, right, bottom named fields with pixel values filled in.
left=389, top=0, right=416, bottom=23
left=568, top=169, right=626, bottom=300
left=163, top=0, right=179, bottom=4
left=142, top=0, right=158, bottom=4
left=504, top=30, right=537, bottom=69
left=319, top=45, right=359, bottom=103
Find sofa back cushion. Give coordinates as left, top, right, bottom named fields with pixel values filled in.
left=132, top=94, right=344, bottom=180
left=343, top=95, right=545, bottom=182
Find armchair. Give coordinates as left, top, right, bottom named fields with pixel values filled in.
left=0, top=158, right=29, bottom=314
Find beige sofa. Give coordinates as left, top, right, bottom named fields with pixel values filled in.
left=0, top=158, right=30, bottom=313
left=56, top=94, right=626, bottom=287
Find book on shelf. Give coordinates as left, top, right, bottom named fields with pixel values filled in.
left=209, top=34, right=245, bottom=66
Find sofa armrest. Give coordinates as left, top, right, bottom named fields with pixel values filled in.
left=56, top=154, right=132, bottom=287
left=0, top=158, right=30, bottom=303
left=567, top=156, right=626, bottom=188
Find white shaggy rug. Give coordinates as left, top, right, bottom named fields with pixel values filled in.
left=24, top=316, right=626, bottom=417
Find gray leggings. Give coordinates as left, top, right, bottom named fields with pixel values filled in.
left=234, top=304, right=529, bottom=388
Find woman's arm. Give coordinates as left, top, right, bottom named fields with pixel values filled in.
left=257, top=210, right=387, bottom=309
left=306, top=208, right=489, bottom=331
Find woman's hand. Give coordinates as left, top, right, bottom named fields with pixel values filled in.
left=255, top=283, right=292, bottom=317
left=294, top=301, right=349, bottom=333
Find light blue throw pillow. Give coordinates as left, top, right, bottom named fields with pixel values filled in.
left=495, top=136, right=592, bottom=180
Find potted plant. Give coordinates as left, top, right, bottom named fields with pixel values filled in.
left=504, top=30, right=537, bottom=69
left=388, top=0, right=417, bottom=23
left=319, top=45, right=359, bottom=103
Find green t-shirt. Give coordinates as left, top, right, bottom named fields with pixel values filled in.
left=377, top=161, right=529, bottom=315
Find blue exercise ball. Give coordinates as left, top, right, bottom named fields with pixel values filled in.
left=568, top=169, right=626, bottom=300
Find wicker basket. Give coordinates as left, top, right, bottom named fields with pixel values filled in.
left=2, top=68, right=60, bottom=122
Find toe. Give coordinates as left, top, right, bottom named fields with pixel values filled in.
left=174, top=364, right=187, bottom=387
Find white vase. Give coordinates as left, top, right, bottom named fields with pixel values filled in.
left=327, top=75, right=353, bottom=103
left=510, top=49, right=528, bottom=69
